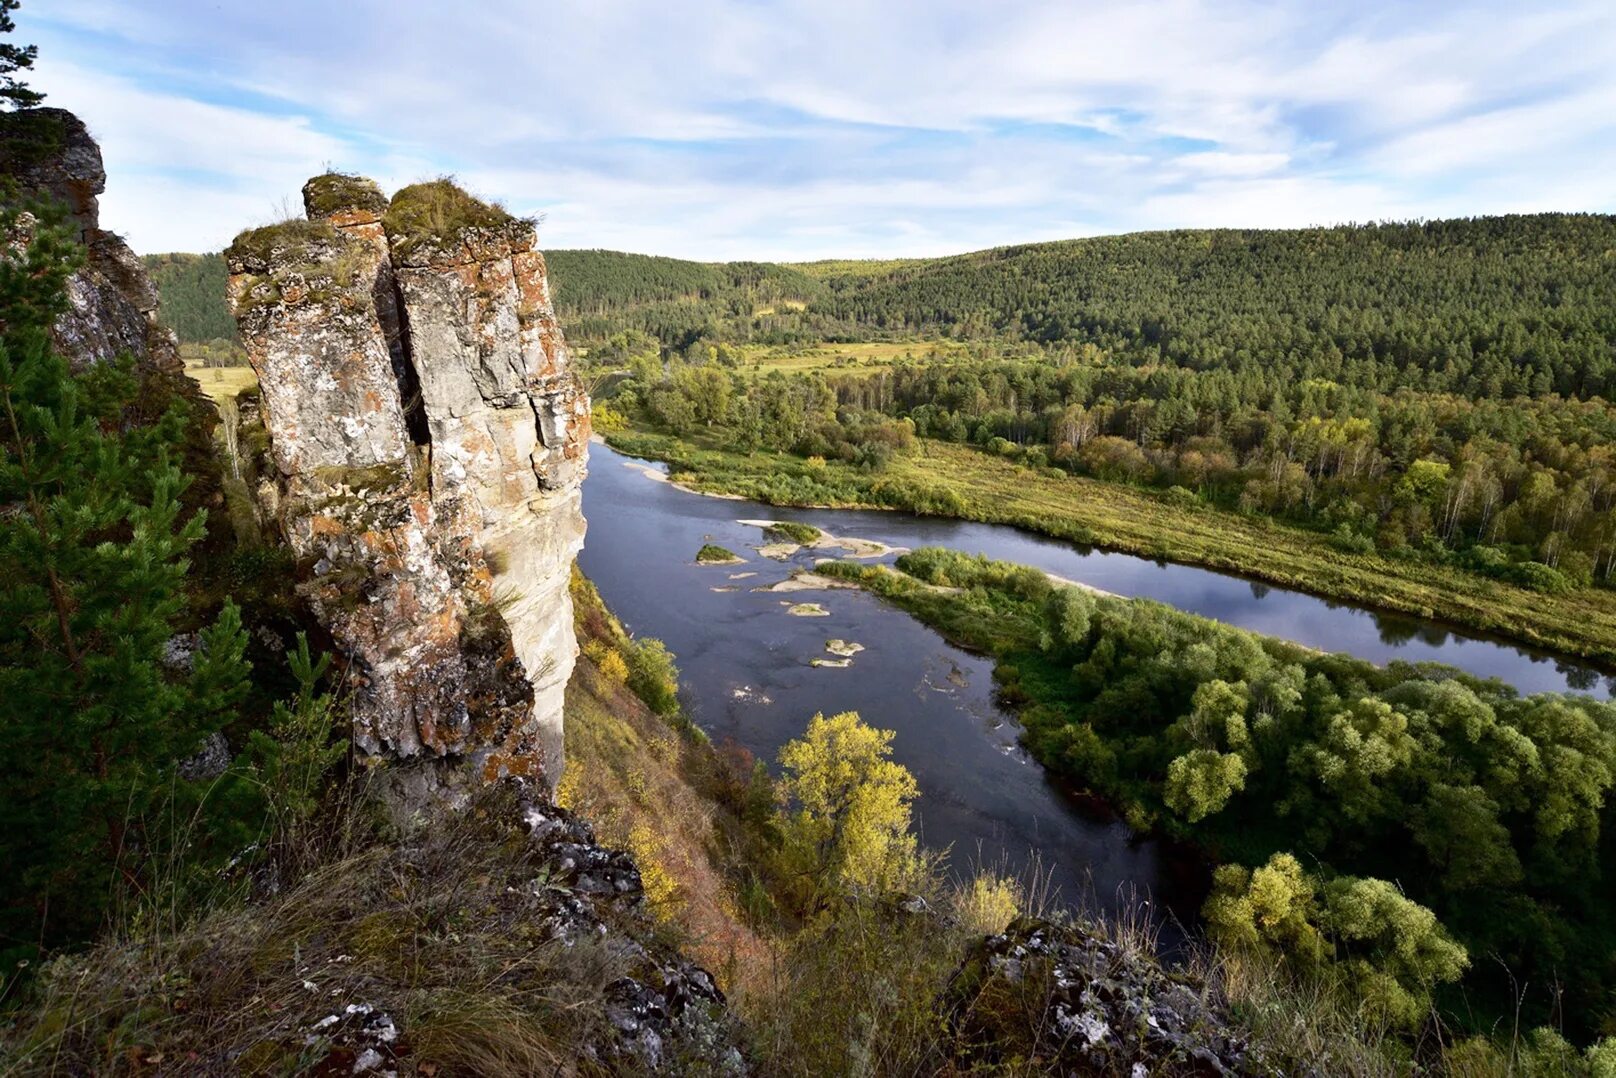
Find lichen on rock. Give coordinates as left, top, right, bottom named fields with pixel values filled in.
left=226, top=173, right=590, bottom=806
left=946, top=917, right=1266, bottom=1075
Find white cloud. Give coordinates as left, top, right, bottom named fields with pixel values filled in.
left=22, top=0, right=1616, bottom=256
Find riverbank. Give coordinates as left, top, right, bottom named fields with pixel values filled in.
left=605, top=427, right=1616, bottom=669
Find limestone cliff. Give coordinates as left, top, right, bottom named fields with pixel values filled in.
left=0, top=108, right=181, bottom=375
left=226, top=175, right=589, bottom=799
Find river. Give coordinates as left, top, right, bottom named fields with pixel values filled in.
left=576, top=441, right=1612, bottom=923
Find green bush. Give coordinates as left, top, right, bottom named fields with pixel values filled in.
left=625, top=636, right=681, bottom=718
left=764, top=520, right=821, bottom=544
left=1329, top=523, right=1376, bottom=555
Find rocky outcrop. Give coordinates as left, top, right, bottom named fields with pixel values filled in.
left=384, top=180, right=590, bottom=777
left=946, top=917, right=1266, bottom=1075
left=12, top=780, right=745, bottom=1075
left=225, top=175, right=589, bottom=801
left=0, top=107, right=180, bottom=374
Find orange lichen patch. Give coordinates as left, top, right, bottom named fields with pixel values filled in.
left=325, top=208, right=384, bottom=231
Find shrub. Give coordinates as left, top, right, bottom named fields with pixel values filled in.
left=696, top=543, right=742, bottom=563
left=1204, top=853, right=1467, bottom=1029
left=1329, top=523, right=1376, bottom=555
left=1505, top=560, right=1574, bottom=594
left=764, top=520, right=821, bottom=544
left=598, top=649, right=630, bottom=684
left=953, top=872, right=1022, bottom=935
left=625, top=637, right=681, bottom=717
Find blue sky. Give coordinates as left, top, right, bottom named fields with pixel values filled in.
left=24, top=0, right=1616, bottom=259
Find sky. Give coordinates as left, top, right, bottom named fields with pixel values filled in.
left=23, top=0, right=1616, bottom=260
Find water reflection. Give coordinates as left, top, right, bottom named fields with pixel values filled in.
left=587, top=444, right=1608, bottom=699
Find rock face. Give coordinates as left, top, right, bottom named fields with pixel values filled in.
left=946, top=917, right=1266, bottom=1076
left=385, top=181, right=590, bottom=778
left=226, top=175, right=589, bottom=800
left=0, top=108, right=181, bottom=374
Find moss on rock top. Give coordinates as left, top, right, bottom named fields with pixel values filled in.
left=385, top=179, right=519, bottom=255
left=302, top=172, right=388, bottom=219
left=227, top=218, right=340, bottom=267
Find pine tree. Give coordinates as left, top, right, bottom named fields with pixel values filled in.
left=0, top=187, right=250, bottom=969
left=0, top=0, right=40, bottom=110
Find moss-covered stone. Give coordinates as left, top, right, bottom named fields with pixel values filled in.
left=384, top=179, right=519, bottom=255
left=226, top=218, right=339, bottom=268
left=302, top=172, right=388, bottom=219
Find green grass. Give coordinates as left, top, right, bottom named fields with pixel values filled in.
left=385, top=179, right=519, bottom=256
left=183, top=351, right=257, bottom=407
left=731, top=340, right=971, bottom=378
left=764, top=521, right=821, bottom=544
left=226, top=217, right=339, bottom=265
left=606, top=426, right=1616, bottom=668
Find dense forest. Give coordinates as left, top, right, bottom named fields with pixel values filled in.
left=143, top=252, right=237, bottom=343
left=552, top=213, right=1616, bottom=404
left=622, top=358, right=1616, bottom=597
left=546, top=249, right=825, bottom=348
left=153, top=217, right=1616, bottom=594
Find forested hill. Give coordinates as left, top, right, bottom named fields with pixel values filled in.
left=551, top=213, right=1616, bottom=400
left=545, top=249, right=825, bottom=347
left=143, top=252, right=236, bottom=342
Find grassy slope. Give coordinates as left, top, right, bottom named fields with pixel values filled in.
left=563, top=572, right=770, bottom=993
left=606, top=427, right=1616, bottom=668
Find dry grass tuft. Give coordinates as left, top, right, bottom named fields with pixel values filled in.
left=0, top=793, right=628, bottom=1076
left=385, top=179, right=519, bottom=256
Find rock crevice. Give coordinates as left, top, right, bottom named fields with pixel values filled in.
left=226, top=174, right=590, bottom=800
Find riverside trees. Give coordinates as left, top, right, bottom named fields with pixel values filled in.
left=819, top=548, right=1616, bottom=1040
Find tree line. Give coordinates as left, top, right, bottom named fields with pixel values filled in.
left=831, top=359, right=1616, bottom=591
left=552, top=214, right=1616, bottom=408
left=611, top=353, right=1616, bottom=595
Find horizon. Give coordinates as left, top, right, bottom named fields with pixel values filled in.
left=544, top=208, right=1616, bottom=266
left=27, top=1, right=1616, bottom=260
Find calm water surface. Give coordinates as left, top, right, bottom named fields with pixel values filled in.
left=577, top=443, right=1611, bottom=921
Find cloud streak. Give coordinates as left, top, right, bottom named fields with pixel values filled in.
left=24, top=0, right=1616, bottom=257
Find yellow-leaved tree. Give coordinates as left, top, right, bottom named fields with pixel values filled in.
left=774, top=711, right=922, bottom=908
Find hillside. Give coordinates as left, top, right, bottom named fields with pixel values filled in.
left=159, top=215, right=1616, bottom=402
left=551, top=213, right=1616, bottom=401
left=143, top=252, right=237, bottom=342
left=545, top=249, right=826, bottom=349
